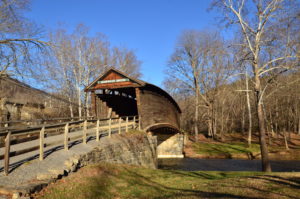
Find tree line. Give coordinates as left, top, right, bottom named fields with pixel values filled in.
left=164, top=0, right=300, bottom=172
left=0, top=0, right=141, bottom=119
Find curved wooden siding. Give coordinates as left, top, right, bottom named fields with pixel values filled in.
left=137, top=87, right=180, bottom=131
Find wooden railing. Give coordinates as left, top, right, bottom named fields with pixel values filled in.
left=0, top=116, right=95, bottom=129
left=0, top=115, right=140, bottom=176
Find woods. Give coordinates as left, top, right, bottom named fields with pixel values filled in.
left=0, top=0, right=141, bottom=119
left=39, top=25, right=141, bottom=118
left=165, top=0, right=300, bottom=171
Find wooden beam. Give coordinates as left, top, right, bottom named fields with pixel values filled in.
left=83, top=120, right=87, bottom=144
left=118, top=117, right=121, bottom=134
left=138, top=116, right=141, bottom=130
left=126, top=117, right=128, bottom=132
left=64, top=123, right=69, bottom=150
left=135, top=88, right=142, bottom=129
left=96, top=119, right=100, bottom=141
left=4, top=131, right=11, bottom=176
left=108, top=118, right=112, bottom=137
left=39, top=127, right=45, bottom=161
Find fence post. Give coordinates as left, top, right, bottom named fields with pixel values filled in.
left=138, top=116, right=141, bottom=131
left=126, top=117, right=128, bottom=132
left=118, top=117, right=122, bottom=134
left=96, top=119, right=100, bottom=141
left=133, top=116, right=136, bottom=129
left=108, top=118, right=112, bottom=137
left=64, top=123, right=69, bottom=150
left=39, top=127, right=45, bottom=161
left=83, top=120, right=87, bottom=144
left=4, top=131, right=11, bottom=176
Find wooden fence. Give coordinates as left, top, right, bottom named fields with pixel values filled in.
left=0, top=115, right=140, bottom=176
left=0, top=116, right=95, bottom=129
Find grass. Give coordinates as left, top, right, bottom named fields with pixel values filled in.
left=192, top=142, right=261, bottom=159
left=35, top=163, right=300, bottom=199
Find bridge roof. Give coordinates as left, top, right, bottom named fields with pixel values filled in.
left=84, top=68, right=181, bottom=113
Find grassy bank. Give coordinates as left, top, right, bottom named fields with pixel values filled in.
left=187, top=133, right=300, bottom=160
left=192, top=142, right=261, bottom=159
left=35, top=163, right=300, bottom=199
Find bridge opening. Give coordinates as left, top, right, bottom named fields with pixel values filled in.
left=94, top=87, right=138, bottom=118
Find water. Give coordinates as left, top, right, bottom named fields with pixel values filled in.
left=158, top=158, right=300, bottom=172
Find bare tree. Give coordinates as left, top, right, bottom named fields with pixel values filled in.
left=165, top=30, right=232, bottom=141
left=40, top=24, right=142, bottom=118
left=0, top=0, right=49, bottom=76
left=112, top=47, right=142, bottom=78
left=212, top=0, right=300, bottom=171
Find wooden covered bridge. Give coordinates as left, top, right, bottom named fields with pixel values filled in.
left=85, top=68, right=184, bottom=158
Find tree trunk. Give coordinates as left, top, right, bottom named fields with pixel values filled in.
left=194, top=91, right=199, bottom=142
left=255, top=78, right=272, bottom=172
left=242, top=106, right=245, bottom=135
left=298, top=116, right=300, bottom=135
left=263, top=104, right=272, bottom=145
left=269, top=110, right=275, bottom=137
left=245, top=73, right=252, bottom=147
left=283, top=130, right=290, bottom=150
left=220, top=102, right=224, bottom=140
left=213, top=106, right=218, bottom=138
left=77, top=86, right=82, bottom=119
left=69, top=97, right=74, bottom=118
left=275, top=99, right=279, bottom=138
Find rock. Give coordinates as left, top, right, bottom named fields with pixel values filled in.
left=12, top=192, right=20, bottom=199
left=48, top=169, right=64, bottom=176
left=36, top=173, right=57, bottom=180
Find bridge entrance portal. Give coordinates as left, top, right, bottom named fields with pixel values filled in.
left=93, top=87, right=138, bottom=118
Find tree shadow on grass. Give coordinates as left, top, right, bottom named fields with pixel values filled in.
left=113, top=167, right=265, bottom=199
left=249, top=175, right=300, bottom=189
left=135, top=169, right=300, bottom=199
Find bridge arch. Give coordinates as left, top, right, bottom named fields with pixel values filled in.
left=144, top=123, right=184, bottom=158
left=85, top=68, right=183, bottom=158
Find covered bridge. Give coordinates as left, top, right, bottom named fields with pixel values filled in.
left=85, top=68, right=183, bottom=158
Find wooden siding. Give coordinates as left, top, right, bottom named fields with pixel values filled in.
left=102, top=72, right=124, bottom=80
left=137, top=88, right=180, bottom=130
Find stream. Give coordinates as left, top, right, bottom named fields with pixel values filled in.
left=158, top=158, right=300, bottom=172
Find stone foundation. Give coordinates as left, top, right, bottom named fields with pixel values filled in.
left=80, top=134, right=158, bottom=169
left=156, top=133, right=184, bottom=158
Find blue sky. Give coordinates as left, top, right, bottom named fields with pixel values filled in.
left=26, top=0, right=220, bottom=87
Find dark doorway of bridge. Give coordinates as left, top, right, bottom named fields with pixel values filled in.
left=95, top=87, right=138, bottom=118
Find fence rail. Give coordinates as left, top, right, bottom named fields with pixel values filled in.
left=0, top=115, right=140, bottom=176
left=0, top=116, right=95, bottom=130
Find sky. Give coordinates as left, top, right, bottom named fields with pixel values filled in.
left=26, top=0, right=221, bottom=87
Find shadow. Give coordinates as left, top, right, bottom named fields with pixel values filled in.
left=81, top=163, right=262, bottom=199
left=119, top=167, right=265, bottom=199
left=249, top=175, right=300, bottom=189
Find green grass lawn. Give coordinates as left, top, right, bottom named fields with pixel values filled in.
left=192, top=142, right=261, bottom=159
left=35, top=163, right=300, bottom=199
